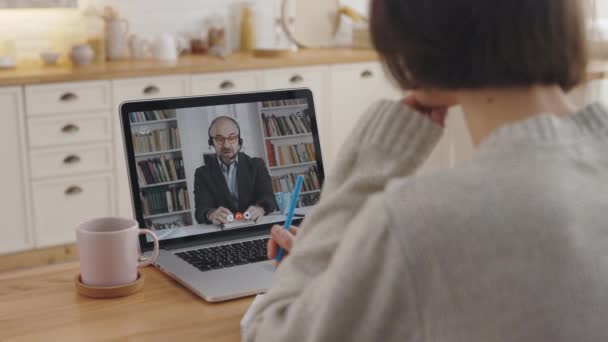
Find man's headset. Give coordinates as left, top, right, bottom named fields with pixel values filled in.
left=207, top=116, right=244, bottom=147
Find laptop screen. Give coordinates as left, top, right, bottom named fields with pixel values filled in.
left=121, top=90, right=323, bottom=246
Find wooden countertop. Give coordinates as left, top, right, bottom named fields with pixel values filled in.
left=0, top=48, right=380, bottom=86
left=1, top=48, right=606, bottom=87
left=0, top=262, right=252, bottom=341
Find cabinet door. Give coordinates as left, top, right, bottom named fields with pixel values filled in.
left=112, top=76, right=190, bottom=218
left=32, top=173, right=114, bottom=247
left=260, top=66, right=330, bottom=158
left=328, top=62, right=402, bottom=168
left=0, top=87, right=31, bottom=254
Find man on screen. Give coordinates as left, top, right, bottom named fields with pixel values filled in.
left=194, top=116, right=276, bottom=225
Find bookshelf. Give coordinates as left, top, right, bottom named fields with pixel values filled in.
left=257, top=100, right=321, bottom=208
left=130, top=109, right=193, bottom=229
left=269, top=161, right=317, bottom=171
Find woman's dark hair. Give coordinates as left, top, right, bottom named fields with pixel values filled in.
left=370, top=0, right=588, bottom=91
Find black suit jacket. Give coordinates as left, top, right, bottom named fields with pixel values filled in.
left=194, top=152, right=277, bottom=224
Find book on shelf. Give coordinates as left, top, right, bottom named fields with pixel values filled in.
left=129, top=109, right=176, bottom=123
left=265, top=141, right=277, bottom=167
left=261, top=98, right=307, bottom=108
left=137, top=156, right=185, bottom=185
left=261, top=113, right=312, bottom=137
left=141, top=187, right=190, bottom=216
left=271, top=166, right=321, bottom=193
left=132, top=127, right=181, bottom=154
left=270, top=143, right=315, bottom=166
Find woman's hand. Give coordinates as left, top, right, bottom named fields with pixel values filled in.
left=403, top=90, right=453, bottom=127
left=267, top=225, right=299, bottom=265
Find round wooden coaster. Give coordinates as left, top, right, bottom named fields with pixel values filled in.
left=75, top=271, right=144, bottom=299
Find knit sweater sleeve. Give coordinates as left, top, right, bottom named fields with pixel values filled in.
left=244, top=99, right=443, bottom=341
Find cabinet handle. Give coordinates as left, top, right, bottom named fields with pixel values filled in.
left=63, top=155, right=81, bottom=165
left=143, top=85, right=160, bottom=95
left=61, top=123, right=80, bottom=134
left=59, top=92, right=78, bottom=102
left=290, top=75, right=304, bottom=84
left=219, top=81, right=235, bottom=90
left=65, top=186, right=83, bottom=196
left=361, top=70, right=373, bottom=79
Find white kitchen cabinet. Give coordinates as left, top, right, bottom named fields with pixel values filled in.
left=191, top=70, right=259, bottom=95
left=112, top=75, right=191, bottom=219
left=260, top=66, right=330, bottom=158
left=327, top=62, right=403, bottom=169
left=32, top=173, right=114, bottom=248
left=24, top=80, right=111, bottom=116
left=27, top=112, right=112, bottom=148
left=0, top=87, right=31, bottom=254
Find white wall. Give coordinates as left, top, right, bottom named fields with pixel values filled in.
left=598, top=0, right=608, bottom=17
left=0, top=0, right=370, bottom=60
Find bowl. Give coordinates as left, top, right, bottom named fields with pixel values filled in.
left=40, top=51, right=60, bottom=66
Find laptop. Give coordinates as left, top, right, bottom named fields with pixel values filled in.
left=119, top=88, right=325, bottom=302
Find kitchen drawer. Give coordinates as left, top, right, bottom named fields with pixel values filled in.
left=112, top=75, right=190, bottom=105
left=30, top=143, right=113, bottom=179
left=191, top=70, right=259, bottom=95
left=25, top=80, right=111, bottom=116
left=32, top=173, right=114, bottom=247
left=27, top=112, right=112, bottom=148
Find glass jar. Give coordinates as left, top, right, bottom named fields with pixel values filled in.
left=240, top=4, right=255, bottom=52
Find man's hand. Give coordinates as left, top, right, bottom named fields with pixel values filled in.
left=267, top=225, right=299, bottom=265
left=245, top=205, right=265, bottom=222
left=209, top=207, right=233, bottom=225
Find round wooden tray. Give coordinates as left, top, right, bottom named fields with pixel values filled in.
left=75, top=271, right=144, bottom=299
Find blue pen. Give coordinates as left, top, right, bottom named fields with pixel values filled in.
left=276, top=175, right=304, bottom=262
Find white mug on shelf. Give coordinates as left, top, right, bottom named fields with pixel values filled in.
left=153, top=33, right=186, bottom=62
left=106, top=18, right=130, bottom=60
left=129, top=34, right=152, bottom=59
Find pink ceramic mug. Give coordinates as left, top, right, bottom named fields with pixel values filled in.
left=76, top=217, right=159, bottom=287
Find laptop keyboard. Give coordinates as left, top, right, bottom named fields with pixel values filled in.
left=175, top=238, right=270, bottom=272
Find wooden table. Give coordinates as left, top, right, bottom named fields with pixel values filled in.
left=0, top=262, right=253, bottom=341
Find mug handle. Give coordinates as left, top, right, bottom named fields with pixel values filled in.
left=138, top=229, right=159, bottom=267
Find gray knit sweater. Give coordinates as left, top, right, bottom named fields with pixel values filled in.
left=245, top=100, right=608, bottom=342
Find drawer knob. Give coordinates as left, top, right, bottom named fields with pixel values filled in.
left=219, top=81, right=235, bottom=90
left=61, top=123, right=80, bottom=134
left=63, top=155, right=81, bottom=165
left=59, top=92, right=78, bottom=102
left=361, top=70, right=373, bottom=78
left=143, top=85, right=160, bottom=95
left=65, top=186, right=83, bottom=196
left=290, top=75, right=304, bottom=84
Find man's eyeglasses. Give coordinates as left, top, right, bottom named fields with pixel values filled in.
left=213, top=134, right=239, bottom=145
